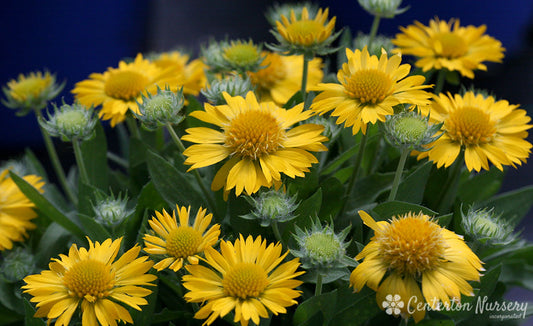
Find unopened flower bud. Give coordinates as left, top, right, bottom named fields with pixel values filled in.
left=136, top=86, right=185, bottom=130
left=383, top=110, right=442, bottom=151
left=462, top=207, right=518, bottom=246
left=201, top=74, right=255, bottom=105
left=92, top=193, right=132, bottom=227
left=358, top=0, right=408, bottom=18
left=40, top=101, right=97, bottom=142
left=1, top=247, right=36, bottom=282
left=241, top=189, right=298, bottom=227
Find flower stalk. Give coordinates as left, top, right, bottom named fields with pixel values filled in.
left=388, top=148, right=410, bottom=201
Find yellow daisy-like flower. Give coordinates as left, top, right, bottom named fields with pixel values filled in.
left=311, top=47, right=432, bottom=135
left=417, top=91, right=532, bottom=172
left=22, top=237, right=157, bottom=326
left=2, top=71, right=63, bottom=113
left=248, top=51, right=323, bottom=105
left=350, top=211, right=483, bottom=323
left=72, top=53, right=179, bottom=127
left=276, top=7, right=336, bottom=47
left=392, top=18, right=505, bottom=79
left=143, top=205, right=220, bottom=272
left=150, top=51, right=207, bottom=96
left=0, top=169, right=44, bottom=251
left=182, top=234, right=304, bottom=326
left=182, top=91, right=328, bottom=196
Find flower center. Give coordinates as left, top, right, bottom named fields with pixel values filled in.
left=165, top=226, right=203, bottom=258
left=433, top=32, right=468, bottom=58
left=286, top=20, right=325, bottom=45
left=377, top=214, right=446, bottom=276
left=225, top=110, right=285, bottom=159
left=10, top=77, right=50, bottom=101
left=249, top=53, right=287, bottom=89
left=305, top=233, right=341, bottom=262
left=446, top=106, right=496, bottom=146
left=56, top=111, right=88, bottom=132
left=104, top=70, right=149, bottom=100
left=343, top=70, right=392, bottom=104
left=63, top=259, right=115, bottom=302
left=222, top=262, right=269, bottom=299
left=223, top=44, right=260, bottom=67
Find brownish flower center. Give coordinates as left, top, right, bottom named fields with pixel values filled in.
left=377, top=215, right=446, bottom=276
left=165, top=226, right=203, bottom=258
left=446, top=106, right=496, bottom=146
left=63, top=259, right=115, bottom=302
left=104, top=70, right=149, bottom=100
left=222, top=262, right=269, bottom=299
left=225, top=110, right=285, bottom=159
left=343, top=69, right=392, bottom=104
left=433, top=32, right=468, bottom=58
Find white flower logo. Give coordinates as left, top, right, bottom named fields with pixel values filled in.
left=382, top=294, right=404, bottom=315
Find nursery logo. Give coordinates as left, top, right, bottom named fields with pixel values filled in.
left=382, top=294, right=404, bottom=316
left=383, top=294, right=528, bottom=320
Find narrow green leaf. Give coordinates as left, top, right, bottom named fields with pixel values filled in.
left=35, top=222, right=72, bottom=266
left=458, top=168, right=504, bottom=204
left=293, top=289, right=338, bottom=326
left=80, top=122, right=109, bottom=190
left=9, top=172, right=85, bottom=240
left=283, top=189, right=323, bottom=243
left=396, top=161, right=432, bottom=204
left=24, top=298, right=46, bottom=326
left=329, top=287, right=381, bottom=325
left=477, top=185, right=533, bottom=224
left=321, top=144, right=359, bottom=176
left=371, top=201, right=438, bottom=221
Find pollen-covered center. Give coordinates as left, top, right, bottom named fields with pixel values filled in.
left=285, top=21, right=326, bottom=45
left=446, top=106, right=496, bottom=146
left=165, top=226, right=203, bottom=258
left=104, top=70, right=149, bottom=100
left=10, top=77, right=50, bottom=101
left=344, top=70, right=393, bottom=104
left=225, top=110, right=285, bottom=159
left=376, top=214, right=446, bottom=276
left=250, top=53, right=287, bottom=89
left=223, top=43, right=260, bottom=67
left=63, top=259, right=114, bottom=302
left=222, top=262, right=269, bottom=299
left=305, top=233, right=341, bottom=262
left=433, top=32, right=468, bottom=58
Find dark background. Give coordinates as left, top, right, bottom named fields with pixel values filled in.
left=1, top=0, right=533, bottom=303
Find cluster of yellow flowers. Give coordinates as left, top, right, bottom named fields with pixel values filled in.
left=1, top=2, right=531, bottom=326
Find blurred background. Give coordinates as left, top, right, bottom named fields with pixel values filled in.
left=2, top=0, right=533, bottom=302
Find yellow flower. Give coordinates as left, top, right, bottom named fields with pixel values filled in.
left=182, top=91, right=328, bottom=196
left=392, top=18, right=505, bottom=79
left=248, top=51, right=323, bottom=105
left=0, top=169, right=44, bottom=251
left=182, top=235, right=304, bottom=326
left=72, top=53, right=179, bottom=127
left=311, top=47, right=432, bottom=134
left=417, top=91, right=532, bottom=172
left=22, top=237, right=157, bottom=326
left=150, top=51, right=207, bottom=96
left=350, top=211, right=483, bottom=323
left=275, top=7, right=336, bottom=47
left=2, top=71, right=63, bottom=113
left=143, top=205, right=220, bottom=272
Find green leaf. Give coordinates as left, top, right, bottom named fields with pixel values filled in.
left=293, top=289, right=338, bottom=326
left=34, top=222, right=72, bottom=266
left=319, top=177, right=344, bottom=220
left=321, top=143, right=359, bottom=176
left=283, top=189, right=323, bottom=243
left=477, top=185, right=533, bottom=224
left=146, top=150, right=206, bottom=209
left=0, top=281, right=23, bottom=314
left=80, top=122, right=109, bottom=190
left=24, top=298, right=46, bottom=326
left=396, top=161, right=432, bottom=204
left=9, top=172, right=85, bottom=240
left=371, top=201, right=438, bottom=221
left=350, top=172, right=395, bottom=209
left=458, top=168, right=504, bottom=204
left=329, top=287, right=382, bottom=325
left=128, top=276, right=158, bottom=326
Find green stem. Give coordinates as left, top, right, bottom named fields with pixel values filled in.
left=301, top=56, right=310, bottom=109
left=388, top=148, right=410, bottom=201
left=436, top=149, right=464, bottom=213
left=434, top=69, right=447, bottom=95
left=155, top=126, right=165, bottom=150
left=166, top=123, right=216, bottom=212
left=346, top=133, right=368, bottom=198
left=106, top=151, right=129, bottom=169
left=272, top=221, right=284, bottom=246
left=126, top=115, right=141, bottom=139
left=34, top=110, right=78, bottom=205
left=315, top=273, right=323, bottom=296
left=367, top=15, right=381, bottom=50
left=72, top=138, right=89, bottom=185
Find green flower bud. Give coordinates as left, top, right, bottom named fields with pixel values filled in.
left=135, top=85, right=185, bottom=130
left=201, top=74, right=255, bottom=105
left=1, top=247, right=36, bottom=282
left=306, top=115, right=341, bottom=141
left=39, top=100, right=97, bottom=142
left=382, top=110, right=442, bottom=151
left=241, top=189, right=298, bottom=227
left=291, top=218, right=355, bottom=283
left=462, top=207, right=518, bottom=246
left=202, top=39, right=265, bottom=75
left=358, top=0, right=408, bottom=18
left=353, top=32, right=394, bottom=56
left=2, top=71, right=64, bottom=115
left=92, top=192, right=132, bottom=227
